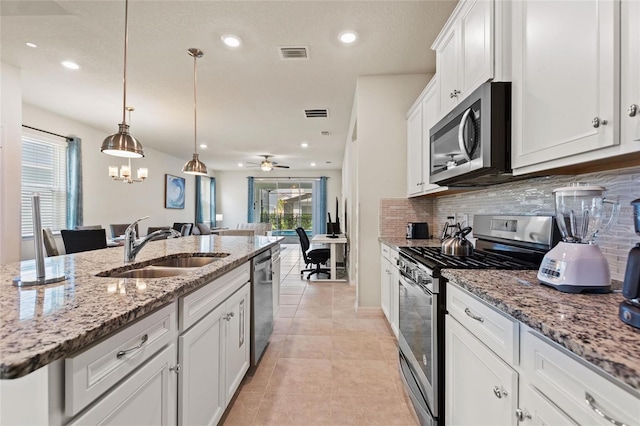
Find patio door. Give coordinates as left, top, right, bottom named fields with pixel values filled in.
left=255, top=180, right=313, bottom=243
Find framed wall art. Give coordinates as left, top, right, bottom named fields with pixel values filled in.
left=165, top=174, right=185, bottom=209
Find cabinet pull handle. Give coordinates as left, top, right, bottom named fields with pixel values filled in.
left=515, top=409, right=532, bottom=421
left=629, top=104, right=638, bottom=117
left=239, top=299, right=245, bottom=347
left=116, top=334, right=148, bottom=359
left=493, top=386, right=508, bottom=399
left=585, top=392, right=628, bottom=426
left=465, top=307, right=484, bottom=323
left=592, top=117, right=608, bottom=128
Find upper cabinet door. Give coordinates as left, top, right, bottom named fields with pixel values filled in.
left=407, top=103, right=424, bottom=196
left=511, top=0, right=619, bottom=170
left=460, top=0, right=494, bottom=95
left=434, top=0, right=495, bottom=117
left=621, top=0, right=640, bottom=145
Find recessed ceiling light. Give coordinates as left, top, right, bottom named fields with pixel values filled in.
left=221, top=35, right=242, bottom=48
left=238, top=163, right=244, bottom=167
left=301, top=142, right=309, bottom=148
left=61, top=61, right=80, bottom=70
left=310, top=162, right=316, bottom=167
left=338, top=31, right=358, bottom=44
left=26, top=42, right=37, bottom=48
left=199, top=144, right=207, bottom=149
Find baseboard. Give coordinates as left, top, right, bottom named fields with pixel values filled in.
left=355, top=306, right=384, bottom=318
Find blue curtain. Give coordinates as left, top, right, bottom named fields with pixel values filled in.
left=247, top=177, right=254, bottom=222
left=312, top=177, right=327, bottom=234
left=195, top=176, right=204, bottom=223
left=66, top=137, right=82, bottom=229
left=210, top=177, right=216, bottom=225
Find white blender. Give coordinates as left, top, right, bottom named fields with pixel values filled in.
left=538, top=183, right=619, bottom=293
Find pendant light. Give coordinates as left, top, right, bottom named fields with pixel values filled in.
left=182, top=48, right=208, bottom=176
left=100, top=0, right=144, bottom=158
left=108, top=107, right=148, bottom=183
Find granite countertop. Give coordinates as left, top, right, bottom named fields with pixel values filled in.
left=379, top=236, right=442, bottom=249
left=0, top=235, right=282, bottom=380
left=441, top=269, right=640, bottom=393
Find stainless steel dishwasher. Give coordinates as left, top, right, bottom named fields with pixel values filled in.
left=250, top=249, right=273, bottom=366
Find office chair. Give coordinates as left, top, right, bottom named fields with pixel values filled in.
left=180, top=223, right=192, bottom=236
left=295, top=227, right=330, bottom=279
left=74, top=225, right=103, bottom=230
left=110, top=223, right=137, bottom=238
left=61, top=229, right=107, bottom=254
left=42, top=228, right=60, bottom=257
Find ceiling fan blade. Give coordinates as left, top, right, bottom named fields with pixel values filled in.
left=273, top=165, right=290, bottom=169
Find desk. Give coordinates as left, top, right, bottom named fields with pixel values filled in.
left=311, top=234, right=347, bottom=281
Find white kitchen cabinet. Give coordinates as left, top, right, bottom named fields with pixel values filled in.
left=433, top=0, right=495, bottom=115
left=178, top=281, right=250, bottom=426
left=517, top=383, right=579, bottom=425
left=445, top=315, right=518, bottom=426
left=272, top=244, right=281, bottom=319
left=511, top=0, right=640, bottom=174
left=380, top=243, right=399, bottom=338
left=407, top=77, right=448, bottom=198
left=69, top=345, right=177, bottom=426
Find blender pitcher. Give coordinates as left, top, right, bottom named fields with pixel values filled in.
left=538, top=183, right=620, bottom=293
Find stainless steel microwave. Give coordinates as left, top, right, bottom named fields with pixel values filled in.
left=429, top=82, right=512, bottom=186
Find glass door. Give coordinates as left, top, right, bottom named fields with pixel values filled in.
left=255, top=180, right=314, bottom=243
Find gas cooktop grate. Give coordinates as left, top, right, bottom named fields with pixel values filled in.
left=401, top=246, right=539, bottom=270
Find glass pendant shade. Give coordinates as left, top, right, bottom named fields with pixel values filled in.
left=183, top=153, right=208, bottom=176
left=101, top=123, right=144, bottom=158
left=260, top=162, right=273, bottom=171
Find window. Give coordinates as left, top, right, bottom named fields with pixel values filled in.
left=21, top=134, right=67, bottom=237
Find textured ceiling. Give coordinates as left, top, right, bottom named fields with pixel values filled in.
left=1, top=0, right=457, bottom=171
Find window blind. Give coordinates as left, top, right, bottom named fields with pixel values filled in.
left=21, top=135, right=68, bottom=237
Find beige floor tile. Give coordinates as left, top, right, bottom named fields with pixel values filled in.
left=294, top=304, right=333, bottom=319
left=332, top=318, right=383, bottom=337
left=331, top=359, right=398, bottom=396
left=280, top=286, right=306, bottom=295
left=281, top=280, right=308, bottom=287
left=331, top=336, right=386, bottom=360
left=331, top=305, right=357, bottom=319
left=266, top=358, right=332, bottom=394
left=330, top=393, right=417, bottom=425
left=272, top=317, right=293, bottom=335
left=289, top=318, right=333, bottom=336
left=240, top=357, right=277, bottom=393
left=280, top=294, right=303, bottom=305
left=221, top=389, right=263, bottom=425
left=281, top=335, right=333, bottom=359
left=379, top=336, right=399, bottom=362
left=275, top=305, right=298, bottom=318
left=254, top=392, right=331, bottom=425
left=262, top=336, right=286, bottom=360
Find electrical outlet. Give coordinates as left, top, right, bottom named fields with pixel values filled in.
left=456, top=213, right=469, bottom=227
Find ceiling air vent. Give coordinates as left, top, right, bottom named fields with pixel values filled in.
left=279, top=46, right=309, bottom=60
left=304, top=109, right=329, bottom=118
left=321, top=131, right=331, bottom=136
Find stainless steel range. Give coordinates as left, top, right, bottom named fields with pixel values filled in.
left=397, top=214, right=560, bottom=426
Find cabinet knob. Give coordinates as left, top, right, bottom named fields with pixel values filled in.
left=515, top=409, right=532, bottom=421
left=169, top=364, right=182, bottom=373
left=629, top=104, right=638, bottom=117
left=493, top=386, right=508, bottom=399
left=450, top=89, right=461, bottom=99
left=592, top=117, right=608, bottom=128
left=225, top=311, right=235, bottom=321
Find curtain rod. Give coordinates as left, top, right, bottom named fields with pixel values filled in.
left=22, top=125, right=69, bottom=140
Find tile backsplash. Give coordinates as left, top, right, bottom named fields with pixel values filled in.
left=380, top=165, right=640, bottom=281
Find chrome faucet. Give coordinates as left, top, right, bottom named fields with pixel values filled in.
left=124, top=216, right=181, bottom=263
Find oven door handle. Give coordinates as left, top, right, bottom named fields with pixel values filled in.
left=399, top=273, right=433, bottom=296
left=457, top=107, right=473, bottom=163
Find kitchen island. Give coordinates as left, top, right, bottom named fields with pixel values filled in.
left=0, top=235, right=282, bottom=425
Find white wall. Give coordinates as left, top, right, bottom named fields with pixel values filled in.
left=0, top=62, right=23, bottom=264
left=216, top=169, right=342, bottom=229
left=349, top=74, right=432, bottom=308
left=18, top=104, right=206, bottom=259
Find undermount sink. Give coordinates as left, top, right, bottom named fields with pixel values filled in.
left=150, top=256, right=221, bottom=268
left=97, top=253, right=230, bottom=279
left=107, top=267, right=191, bottom=279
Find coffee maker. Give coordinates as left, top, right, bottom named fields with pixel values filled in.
left=619, top=198, right=640, bottom=329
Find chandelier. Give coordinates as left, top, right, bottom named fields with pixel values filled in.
left=108, top=107, right=148, bottom=183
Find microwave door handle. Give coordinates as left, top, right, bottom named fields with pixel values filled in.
left=457, top=107, right=473, bottom=162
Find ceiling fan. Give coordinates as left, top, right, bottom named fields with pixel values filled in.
left=246, top=155, right=290, bottom=171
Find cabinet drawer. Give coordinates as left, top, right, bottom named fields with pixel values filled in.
left=447, top=284, right=519, bottom=364
left=179, top=263, right=250, bottom=332
left=381, top=244, right=392, bottom=261
left=65, top=303, right=177, bottom=417
left=521, top=330, right=640, bottom=426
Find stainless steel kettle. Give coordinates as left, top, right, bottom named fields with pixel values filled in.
left=442, top=226, right=474, bottom=257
